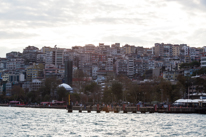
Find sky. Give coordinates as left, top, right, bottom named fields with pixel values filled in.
left=0, top=0, right=206, bottom=57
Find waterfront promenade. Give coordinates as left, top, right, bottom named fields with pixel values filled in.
left=1, top=104, right=205, bottom=114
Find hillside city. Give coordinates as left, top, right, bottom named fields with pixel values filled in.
left=1, top=43, right=206, bottom=104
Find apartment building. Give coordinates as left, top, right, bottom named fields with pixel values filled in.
left=163, top=71, right=179, bottom=81
left=134, top=60, right=143, bottom=75
left=201, top=52, right=206, bottom=67
left=6, top=51, right=22, bottom=59
left=23, top=46, right=40, bottom=63
left=54, top=48, right=65, bottom=68
left=172, top=45, right=180, bottom=57
left=106, top=56, right=113, bottom=71
left=26, top=63, right=44, bottom=81
left=124, top=44, right=136, bottom=54
left=36, top=53, right=45, bottom=63
left=84, top=44, right=95, bottom=53
left=127, top=55, right=134, bottom=78
left=6, top=58, right=25, bottom=70
left=98, top=43, right=111, bottom=55
left=45, top=51, right=54, bottom=64
left=115, top=59, right=127, bottom=75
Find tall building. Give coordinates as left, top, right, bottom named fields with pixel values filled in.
left=115, top=59, right=127, bottom=75
left=54, top=47, right=65, bottom=68
left=84, top=44, right=95, bottom=53
left=154, top=43, right=164, bottom=56
left=106, top=56, right=113, bottom=71
left=201, top=52, right=206, bottom=67
left=127, top=55, right=134, bottom=78
left=65, top=61, right=73, bottom=85
left=124, top=44, right=136, bottom=54
left=172, top=45, right=180, bottom=57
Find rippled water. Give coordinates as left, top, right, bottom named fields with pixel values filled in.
left=0, top=107, right=206, bottom=137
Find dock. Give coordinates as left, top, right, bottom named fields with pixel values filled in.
left=67, top=105, right=206, bottom=114
left=1, top=104, right=205, bottom=114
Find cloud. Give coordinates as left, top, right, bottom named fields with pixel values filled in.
left=0, top=0, right=205, bottom=57
left=0, top=45, right=24, bottom=57
left=186, top=28, right=206, bottom=46
left=0, top=31, right=38, bottom=39
left=170, top=0, right=206, bottom=13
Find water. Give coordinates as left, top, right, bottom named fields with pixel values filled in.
left=0, top=107, right=206, bottom=137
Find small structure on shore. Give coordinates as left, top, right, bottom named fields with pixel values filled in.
left=58, top=83, right=73, bottom=93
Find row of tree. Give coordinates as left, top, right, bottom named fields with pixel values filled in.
left=1, top=70, right=206, bottom=105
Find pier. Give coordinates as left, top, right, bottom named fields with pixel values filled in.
left=67, top=105, right=206, bottom=114
left=1, top=104, right=205, bottom=114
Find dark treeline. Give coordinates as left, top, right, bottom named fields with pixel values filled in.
left=1, top=74, right=206, bottom=105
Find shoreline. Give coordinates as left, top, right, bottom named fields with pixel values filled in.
left=1, top=104, right=206, bottom=114
left=0, top=104, right=66, bottom=109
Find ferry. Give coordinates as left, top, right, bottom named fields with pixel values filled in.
left=9, top=101, right=25, bottom=106
left=173, top=99, right=206, bottom=107
left=40, top=100, right=66, bottom=106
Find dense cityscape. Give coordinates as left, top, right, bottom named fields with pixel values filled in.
left=0, top=43, right=206, bottom=105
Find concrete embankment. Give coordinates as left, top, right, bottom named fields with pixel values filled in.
left=1, top=104, right=205, bottom=114
left=68, top=106, right=206, bottom=114
left=0, top=104, right=66, bottom=109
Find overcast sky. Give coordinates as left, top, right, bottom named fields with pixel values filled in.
left=0, top=0, right=206, bottom=57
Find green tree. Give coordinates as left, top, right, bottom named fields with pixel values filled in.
left=73, top=69, right=87, bottom=102
left=139, top=82, right=153, bottom=102
left=102, top=86, right=113, bottom=103
left=192, top=68, right=206, bottom=76
left=84, top=82, right=100, bottom=103
left=170, top=82, right=184, bottom=102
left=180, top=61, right=200, bottom=69
left=70, top=93, right=80, bottom=104
left=43, top=94, right=51, bottom=101
left=27, top=90, right=40, bottom=103
left=128, top=84, right=141, bottom=103
left=177, top=74, right=186, bottom=86
left=159, top=80, right=173, bottom=102
left=11, top=85, right=25, bottom=101
left=111, top=82, right=123, bottom=102
left=56, top=87, right=67, bottom=101
left=40, top=77, right=61, bottom=99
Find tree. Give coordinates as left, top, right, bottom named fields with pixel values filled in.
left=73, top=69, right=88, bottom=102
left=70, top=93, right=80, bottom=104
left=40, top=77, right=61, bottom=99
left=56, top=87, right=67, bottom=101
left=111, top=82, right=123, bottom=102
left=102, top=86, right=113, bottom=103
left=194, top=77, right=205, bottom=94
left=116, top=75, right=132, bottom=102
left=128, top=84, right=141, bottom=103
left=84, top=82, right=100, bottom=103
left=192, top=67, right=206, bottom=76
left=159, top=80, right=173, bottom=102
left=27, top=90, right=40, bottom=103
left=43, top=94, right=51, bottom=101
left=180, top=61, right=200, bottom=69
left=139, top=82, right=154, bottom=103
left=11, top=85, right=25, bottom=101
left=177, top=74, right=186, bottom=86
left=170, top=82, right=184, bottom=102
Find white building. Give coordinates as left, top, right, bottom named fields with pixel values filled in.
left=45, top=51, right=54, bottom=64
left=201, top=56, right=206, bottom=67
left=6, top=82, right=12, bottom=96
left=58, top=83, right=73, bottom=93
left=127, top=56, right=134, bottom=78
left=106, top=57, right=113, bottom=71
